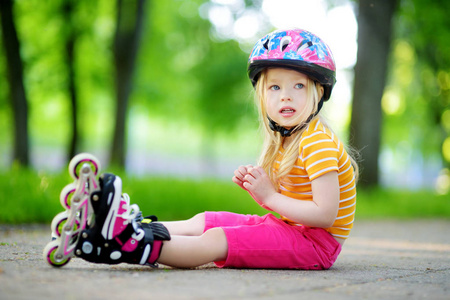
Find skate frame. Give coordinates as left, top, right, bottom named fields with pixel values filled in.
left=51, top=163, right=100, bottom=264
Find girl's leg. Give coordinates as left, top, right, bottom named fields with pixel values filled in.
left=161, top=212, right=206, bottom=236
left=157, top=227, right=228, bottom=268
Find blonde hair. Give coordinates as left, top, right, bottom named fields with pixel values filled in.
left=254, top=69, right=359, bottom=187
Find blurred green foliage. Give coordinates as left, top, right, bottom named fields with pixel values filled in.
left=383, top=0, right=450, bottom=167
left=0, top=0, right=257, bottom=156
left=0, top=168, right=448, bottom=224
left=0, top=0, right=449, bottom=211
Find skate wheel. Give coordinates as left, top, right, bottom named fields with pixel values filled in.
left=43, top=240, right=71, bottom=267
left=68, top=153, right=101, bottom=180
left=60, top=183, right=77, bottom=209
left=51, top=211, right=81, bottom=237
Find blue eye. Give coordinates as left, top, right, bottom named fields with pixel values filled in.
left=270, top=85, right=280, bottom=91
left=295, top=83, right=304, bottom=89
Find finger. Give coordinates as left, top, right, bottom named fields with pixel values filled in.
left=234, top=166, right=248, bottom=180
left=243, top=181, right=252, bottom=191
left=232, top=176, right=245, bottom=188
left=247, top=166, right=262, bottom=178
left=238, top=165, right=249, bottom=176
left=234, top=169, right=244, bottom=180
left=244, top=174, right=256, bottom=182
left=254, top=166, right=267, bottom=177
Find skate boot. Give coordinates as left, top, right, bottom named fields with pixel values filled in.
left=43, top=153, right=101, bottom=267
left=74, top=173, right=171, bottom=266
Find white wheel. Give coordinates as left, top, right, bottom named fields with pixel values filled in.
left=43, top=240, right=71, bottom=267
left=51, top=211, right=68, bottom=237
left=68, top=153, right=101, bottom=180
left=60, top=183, right=77, bottom=210
left=51, top=211, right=82, bottom=238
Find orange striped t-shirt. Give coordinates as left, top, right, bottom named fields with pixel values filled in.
left=274, top=118, right=357, bottom=239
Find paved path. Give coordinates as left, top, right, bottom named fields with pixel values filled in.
left=1, top=219, right=449, bottom=300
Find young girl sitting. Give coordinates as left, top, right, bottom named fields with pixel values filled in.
left=73, top=28, right=358, bottom=270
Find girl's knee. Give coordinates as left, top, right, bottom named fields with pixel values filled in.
left=184, top=212, right=206, bottom=235
left=191, top=212, right=205, bottom=222
left=190, top=212, right=206, bottom=226
left=203, top=226, right=224, bottom=238
left=201, top=227, right=228, bottom=259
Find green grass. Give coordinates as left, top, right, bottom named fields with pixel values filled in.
left=0, top=167, right=449, bottom=224
left=355, top=188, right=450, bottom=219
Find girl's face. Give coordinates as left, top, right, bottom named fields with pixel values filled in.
left=265, top=68, right=309, bottom=129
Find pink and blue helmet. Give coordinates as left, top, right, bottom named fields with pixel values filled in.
left=248, top=29, right=336, bottom=101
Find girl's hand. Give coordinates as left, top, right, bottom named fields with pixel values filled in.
left=233, top=165, right=276, bottom=210
left=232, top=165, right=253, bottom=190
left=242, top=166, right=277, bottom=209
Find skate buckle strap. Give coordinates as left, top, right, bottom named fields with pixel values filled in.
left=137, top=223, right=168, bottom=265
left=140, top=222, right=171, bottom=265
left=142, top=222, right=171, bottom=241
left=141, top=225, right=155, bottom=245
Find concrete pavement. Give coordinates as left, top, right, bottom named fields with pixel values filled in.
left=0, top=219, right=449, bottom=299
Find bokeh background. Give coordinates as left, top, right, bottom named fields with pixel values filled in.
left=0, top=0, right=449, bottom=223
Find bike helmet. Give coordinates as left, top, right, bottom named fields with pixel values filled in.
left=248, top=29, right=336, bottom=101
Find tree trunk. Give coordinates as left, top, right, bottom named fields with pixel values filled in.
left=62, top=0, right=79, bottom=159
left=0, top=0, right=29, bottom=166
left=110, top=0, right=146, bottom=167
left=350, top=0, right=398, bottom=187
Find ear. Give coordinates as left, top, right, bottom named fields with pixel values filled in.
left=317, top=84, right=324, bottom=100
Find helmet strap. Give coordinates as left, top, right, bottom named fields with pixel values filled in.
left=267, top=99, right=324, bottom=137
left=268, top=117, right=299, bottom=137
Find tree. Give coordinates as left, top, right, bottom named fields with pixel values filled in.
left=62, top=0, right=79, bottom=159
left=0, top=0, right=29, bottom=166
left=110, top=0, right=146, bottom=167
left=349, top=0, right=399, bottom=187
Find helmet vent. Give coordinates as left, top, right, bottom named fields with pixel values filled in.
left=297, top=41, right=313, bottom=52
left=280, top=36, right=292, bottom=52
left=262, top=39, right=269, bottom=50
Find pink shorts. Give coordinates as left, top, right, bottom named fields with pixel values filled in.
left=204, top=212, right=341, bottom=270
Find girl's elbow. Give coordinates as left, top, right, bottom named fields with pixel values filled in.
left=318, top=215, right=336, bottom=228
left=319, top=206, right=339, bottom=228
left=322, top=219, right=335, bottom=228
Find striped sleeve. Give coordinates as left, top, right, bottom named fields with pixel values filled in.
left=300, top=128, right=339, bottom=181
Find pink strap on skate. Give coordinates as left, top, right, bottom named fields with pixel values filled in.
left=148, top=241, right=163, bottom=264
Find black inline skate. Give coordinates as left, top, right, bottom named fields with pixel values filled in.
left=43, top=153, right=170, bottom=267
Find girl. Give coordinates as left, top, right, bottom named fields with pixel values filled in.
left=74, top=29, right=358, bottom=270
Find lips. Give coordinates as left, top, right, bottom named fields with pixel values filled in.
left=279, top=107, right=296, bottom=117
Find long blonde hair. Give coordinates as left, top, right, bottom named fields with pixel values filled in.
left=254, top=69, right=359, bottom=187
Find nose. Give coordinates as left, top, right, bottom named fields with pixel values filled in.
left=280, top=89, right=292, bottom=102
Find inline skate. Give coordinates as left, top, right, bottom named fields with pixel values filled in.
left=43, top=153, right=101, bottom=267
left=43, top=153, right=171, bottom=267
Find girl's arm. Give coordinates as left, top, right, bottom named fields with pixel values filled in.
left=233, top=165, right=340, bottom=228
